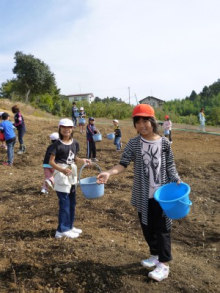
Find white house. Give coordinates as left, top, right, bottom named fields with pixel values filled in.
left=65, top=93, right=94, bottom=103
left=139, top=96, right=165, bottom=108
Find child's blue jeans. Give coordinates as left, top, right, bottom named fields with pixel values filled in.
left=6, top=138, right=16, bottom=164
left=56, top=186, right=76, bottom=232
left=114, top=137, right=121, bottom=150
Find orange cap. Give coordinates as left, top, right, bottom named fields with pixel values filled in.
left=132, top=104, right=155, bottom=118
left=165, top=115, right=169, bottom=119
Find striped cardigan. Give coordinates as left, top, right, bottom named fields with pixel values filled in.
left=119, top=135, right=181, bottom=229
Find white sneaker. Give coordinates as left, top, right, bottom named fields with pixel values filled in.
left=141, top=255, right=159, bottom=268
left=41, top=188, right=48, bottom=194
left=148, top=263, right=169, bottom=281
left=55, top=230, right=79, bottom=239
left=45, top=179, right=54, bottom=190
left=72, top=227, right=82, bottom=234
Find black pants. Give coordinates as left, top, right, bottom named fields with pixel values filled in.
left=165, top=130, right=172, bottom=142
left=87, top=139, right=96, bottom=159
left=138, top=198, right=172, bottom=263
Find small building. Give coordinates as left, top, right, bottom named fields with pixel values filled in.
left=139, top=96, right=165, bottom=108
left=65, top=93, right=94, bottom=103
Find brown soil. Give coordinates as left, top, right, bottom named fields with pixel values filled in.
left=0, top=105, right=219, bottom=293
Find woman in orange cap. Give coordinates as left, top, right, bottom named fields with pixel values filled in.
left=97, top=104, right=181, bottom=282
left=162, top=115, right=172, bottom=143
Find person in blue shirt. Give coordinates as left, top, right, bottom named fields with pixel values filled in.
left=86, top=117, right=99, bottom=161
left=0, top=112, right=16, bottom=166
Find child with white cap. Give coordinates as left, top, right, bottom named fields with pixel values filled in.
left=113, top=119, right=122, bottom=151
left=49, top=118, right=91, bottom=239
left=41, top=132, right=59, bottom=194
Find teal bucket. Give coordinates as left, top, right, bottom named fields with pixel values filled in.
left=106, top=133, right=115, bottom=140
left=93, top=133, right=102, bottom=142
left=154, top=183, right=192, bottom=219
left=79, top=118, right=85, bottom=124
left=79, top=162, right=104, bottom=199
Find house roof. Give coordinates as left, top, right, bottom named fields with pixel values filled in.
left=66, top=93, right=94, bottom=97
left=139, top=96, right=165, bottom=103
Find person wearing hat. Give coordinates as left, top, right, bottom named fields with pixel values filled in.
left=162, top=115, right=172, bottom=143
left=0, top=112, right=16, bottom=166
left=86, top=117, right=99, bottom=162
left=113, top=119, right=122, bottom=151
left=41, top=132, right=59, bottom=194
left=97, top=104, right=181, bottom=282
left=78, top=107, right=86, bottom=133
left=49, top=118, right=91, bottom=239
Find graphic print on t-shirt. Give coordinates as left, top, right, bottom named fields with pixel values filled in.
left=141, top=140, right=161, bottom=186
left=66, top=150, right=75, bottom=165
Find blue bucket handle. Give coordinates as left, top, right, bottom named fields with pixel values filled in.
left=179, top=199, right=192, bottom=206
left=79, top=162, right=102, bottom=185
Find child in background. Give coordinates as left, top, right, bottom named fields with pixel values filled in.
left=198, top=108, right=206, bottom=132
left=41, top=132, right=59, bottom=194
left=71, top=102, right=78, bottom=128
left=86, top=117, right=99, bottom=162
left=0, top=112, right=16, bottom=166
left=79, top=107, right=86, bottom=133
left=11, top=105, right=26, bottom=154
left=97, top=104, right=181, bottom=282
left=162, top=115, right=172, bottom=143
left=113, top=119, right=122, bottom=151
left=0, top=112, right=7, bottom=150
left=49, top=118, right=91, bottom=239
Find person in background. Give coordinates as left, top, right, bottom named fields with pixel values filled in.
left=113, top=119, right=122, bottom=151
left=86, top=117, right=99, bottom=162
left=162, top=115, right=172, bottom=143
left=0, top=112, right=7, bottom=150
left=97, top=104, right=181, bottom=282
left=71, top=102, right=78, bottom=128
left=79, top=107, right=86, bottom=133
left=49, top=118, right=91, bottom=239
left=11, top=105, right=26, bottom=154
left=198, top=108, right=206, bottom=132
left=41, top=132, right=59, bottom=194
left=0, top=112, right=16, bottom=166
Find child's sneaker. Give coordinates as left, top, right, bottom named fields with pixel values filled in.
left=72, top=227, right=82, bottom=234
left=2, top=162, right=12, bottom=166
left=148, top=263, right=169, bottom=281
left=92, top=158, right=98, bottom=162
left=41, top=188, right=48, bottom=194
left=141, top=255, right=159, bottom=268
left=55, top=230, right=79, bottom=239
left=45, top=179, right=54, bottom=190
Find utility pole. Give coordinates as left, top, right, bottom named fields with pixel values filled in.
left=128, top=87, right=130, bottom=104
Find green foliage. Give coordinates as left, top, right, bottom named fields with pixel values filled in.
left=12, top=51, right=57, bottom=102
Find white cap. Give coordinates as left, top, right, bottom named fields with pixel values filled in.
left=0, top=112, right=4, bottom=117
left=49, top=132, right=59, bottom=140
left=58, top=118, right=73, bottom=127
left=80, top=107, right=84, bottom=110
left=113, top=119, right=119, bottom=123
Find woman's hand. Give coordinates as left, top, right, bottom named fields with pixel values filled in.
left=96, top=172, right=110, bottom=184
left=83, top=158, right=91, bottom=165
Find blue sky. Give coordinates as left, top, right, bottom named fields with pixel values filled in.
left=1, top=0, right=220, bottom=104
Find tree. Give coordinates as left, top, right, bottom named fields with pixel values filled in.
left=12, top=51, right=57, bottom=103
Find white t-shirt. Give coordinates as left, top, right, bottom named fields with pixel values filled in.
left=141, top=137, right=162, bottom=198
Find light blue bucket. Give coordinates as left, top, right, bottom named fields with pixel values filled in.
left=93, top=133, right=102, bottom=142
left=106, top=133, right=115, bottom=140
left=74, top=112, right=79, bottom=117
left=79, top=118, right=85, bottom=124
left=164, top=129, right=170, bottom=135
left=154, top=183, right=192, bottom=219
left=79, top=162, right=104, bottom=199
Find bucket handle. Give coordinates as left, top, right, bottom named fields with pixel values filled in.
left=179, top=199, right=192, bottom=206
left=79, top=162, right=102, bottom=185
